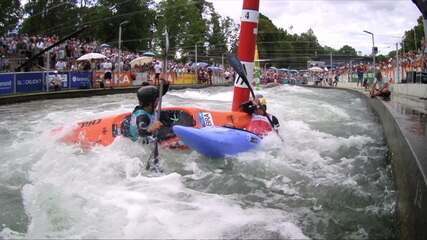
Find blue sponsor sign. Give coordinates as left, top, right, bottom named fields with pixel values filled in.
left=16, top=73, right=43, bottom=93
left=69, top=72, right=92, bottom=89
left=0, top=74, right=13, bottom=95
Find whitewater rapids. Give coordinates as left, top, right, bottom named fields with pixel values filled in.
left=0, top=85, right=396, bottom=239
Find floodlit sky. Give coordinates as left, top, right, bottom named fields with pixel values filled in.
left=209, top=0, right=421, bottom=55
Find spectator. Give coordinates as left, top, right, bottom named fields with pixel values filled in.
left=55, top=59, right=67, bottom=71
left=154, top=61, right=162, bottom=85
left=101, top=58, right=113, bottom=87
left=356, top=63, right=364, bottom=87
left=370, top=79, right=391, bottom=101
left=333, top=71, right=339, bottom=87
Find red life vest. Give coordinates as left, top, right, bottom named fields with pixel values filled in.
left=247, top=114, right=272, bottom=136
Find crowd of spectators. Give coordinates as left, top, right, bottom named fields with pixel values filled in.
left=339, top=50, right=427, bottom=85
left=0, top=33, right=236, bottom=86
left=260, top=68, right=306, bottom=85
left=0, top=34, right=141, bottom=72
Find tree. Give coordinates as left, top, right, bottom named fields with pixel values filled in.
left=403, top=16, right=424, bottom=52
left=99, top=0, right=155, bottom=51
left=21, top=0, right=81, bottom=37
left=206, top=12, right=234, bottom=64
left=156, top=0, right=206, bottom=60
left=0, top=0, right=22, bottom=35
left=338, top=45, right=357, bottom=56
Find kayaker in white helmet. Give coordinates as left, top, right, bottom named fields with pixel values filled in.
left=121, top=79, right=170, bottom=143
left=240, top=94, right=280, bottom=136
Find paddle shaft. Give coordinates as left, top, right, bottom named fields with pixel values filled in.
left=147, top=29, right=168, bottom=171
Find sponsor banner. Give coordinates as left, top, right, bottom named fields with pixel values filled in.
left=113, top=72, right=132, bottom=87
left=0, top=74, right=13, bottom=95
left=69, top=72, right=92, bottom=89
left=45, top=72, right=68, bottom=89
left=199, top=112, right=214, bottom=127
left=174, top=73, right=197, bottom=85
left=16, top=72, right=43, bottom=93
left=92, top=71, right=105, bottom=88
left=93, top=71, right=133, bottom=88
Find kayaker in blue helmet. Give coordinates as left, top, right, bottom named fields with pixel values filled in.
left=122, top=80, right=170, bottom=143
left=241, top=94, right=280, bottom=136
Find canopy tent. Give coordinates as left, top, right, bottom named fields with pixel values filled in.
left=130, top=56, right=154, bottom=68
left=191, top=62, right=209, bottom=69
left=77, top=53, right=107, bottom=61
left=142, top=51, right=156, bottom=57
left=99, top=43, right=111, bottom=48
left=308, top=66, right=324, bottom=72
left=207, top=66, right=224, bottom=72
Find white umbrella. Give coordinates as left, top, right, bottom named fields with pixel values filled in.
left=130, top=56, right=154, bottom=68
left=143, top=51, right=156, bottom=57
left=77, top=53, right=107, bottom=61
left=308, top=66, right=324, bottom=72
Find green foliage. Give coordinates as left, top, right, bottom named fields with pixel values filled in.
left=376, top=54, right=387, bottom=62
left=402, top=15, right=424, bottom=52
left=0, top=0, right=22, bottom=35
left=338, top=45, right=357, bottom=56
left=156, top=0, right=206, bottom=59
left=99, top=0, right=155, bottom=51
left=16, top=0, right=358, bottom=67
left=21, top=0, right=81, bottom=36
left=256, top=14, right=352, bottom=69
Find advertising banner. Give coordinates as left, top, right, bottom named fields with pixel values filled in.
left=69, top=72, right=91, bottom=89
left=45, top=72, right=68, bottom=90
left=16, top=72, right=43, bottom=93
left=174, top=73, right=197, bottom=85
left=93, top=71, right=134, bottom=88
left=112, top=72, right=133, bottom=87
left=0, top=74, right=13, bottom=95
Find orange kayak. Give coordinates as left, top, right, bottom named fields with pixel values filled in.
left=59, top=107, right=251, bottom=149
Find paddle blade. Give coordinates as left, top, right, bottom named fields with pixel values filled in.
left=227, top=54, right=248, bottom=81
left=227, top=54, right=256, bottom=98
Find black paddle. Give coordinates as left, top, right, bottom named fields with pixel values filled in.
left=146, top=29, right=169, bottom=172
left=227, top=54, right=284, bottom=142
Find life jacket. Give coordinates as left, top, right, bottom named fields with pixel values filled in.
left=128, top=107, right=155, bottom=142
left=247, top=114, right=273, bottom=136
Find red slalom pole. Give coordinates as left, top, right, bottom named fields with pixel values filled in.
left=231, top=0, right=260, bottom=112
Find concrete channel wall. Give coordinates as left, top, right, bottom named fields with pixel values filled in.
left=367, top=95, right=426, bottom=240
left=308, top=85, right=427, bottom=240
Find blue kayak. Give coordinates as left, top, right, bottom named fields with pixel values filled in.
left=172, top=126, right=261, bottom=158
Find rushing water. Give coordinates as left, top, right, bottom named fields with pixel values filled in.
left=0, top=86, right=396, bottom=239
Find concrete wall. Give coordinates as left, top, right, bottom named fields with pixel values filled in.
left=391, top=84, right=427, bottom=99
left=367, top=96, right=427, bottom=240
left=326, top=86, right=427, bottom=240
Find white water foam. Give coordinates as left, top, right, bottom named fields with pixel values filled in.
left=15, top=135, right=307, bottom=239
left=0, top=86, right=395, bottom=239
left=168, top=89, right=233, bottom=102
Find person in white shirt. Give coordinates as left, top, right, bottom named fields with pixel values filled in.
left=154, top=61, right=162, bottom=85
left=102, top=59, right=113, bottom=87
left=55, top=59, right=67, bottom=71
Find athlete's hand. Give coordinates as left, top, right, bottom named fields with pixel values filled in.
left=148, top=120, right=163, bottom=133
